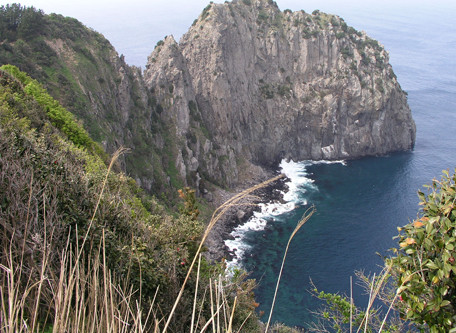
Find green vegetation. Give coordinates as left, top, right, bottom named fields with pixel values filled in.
left=312, top=170, right=456, bottom=332
left=340, top=47, right=353, bottom=59
left=277, top=84, right=291, bottom=97
left=258, top=9, right=269, bottom=22
left=0, top=4, right=186, bottom=205
left=360, top=51, right=370, bottom=66
left=375, top=77, right=385, bottom=93
left=260, top=83, right=275, bottom=99
left=1, top=64, right=103, bottom=157
left=389, top=170, right=456, bottom=331
left=0, top=3, right=44, bottom=41
left=0, top=4, right=114, bottom=144
left=201, top=2, right=213, bottom=20
left=303, top=29, right=319, bottom=39
left=335, top=31, right=345, bottom=39
left=375, top=51, right=385, bottom=68
left=0, top=66, right=263, bottom=332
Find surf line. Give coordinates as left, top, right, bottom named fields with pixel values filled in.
left=225, top=159, right=346, bottom=269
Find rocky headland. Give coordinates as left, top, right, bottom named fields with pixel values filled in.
left=0, top=0, right=416, bottom=260
left=143, top=0, right=416, bottom=192
left=142, top=0, right=416, bottom=259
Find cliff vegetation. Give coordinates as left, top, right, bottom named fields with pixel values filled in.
left=0, top=65, right=262, bottom=332
left=0, top=1, right=415, bottom=206
left=0, top=1, right=428, bottom=332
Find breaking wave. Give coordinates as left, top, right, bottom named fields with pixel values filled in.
left=225, top=159, right=346, bottom=269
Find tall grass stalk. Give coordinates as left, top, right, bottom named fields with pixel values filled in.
left=350, top=276, right=353, bottom=333
left=355, top=263, right=392, bottom=333
left=162, top=174, right=285, bottom=332
left=1, top=145, right=285, bottom=332
left=363, top=273, right=376, bottom=333
left=227, top=296, right=237, bottom=333
left=190, top=254, right=202, bottom=333
left=265, top=206, right=315, bottom=332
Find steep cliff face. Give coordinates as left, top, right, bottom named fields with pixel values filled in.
left=0, top=10, right=179, bottom=199
left=1, top=2, right=416, bottom=200
left=144, top=0, right=415, bottom=186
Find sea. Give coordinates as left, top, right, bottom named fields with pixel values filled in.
left=222, top=2, right=456, bottom=328
left=62, top=0, right=455, bottom=328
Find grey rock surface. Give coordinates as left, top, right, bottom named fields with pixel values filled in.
left=143, top=0, right=416, bottom=188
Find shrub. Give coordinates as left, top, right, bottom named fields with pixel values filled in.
left=201, top=3, right=212, bottom=20
left=335, top=31, right=345, bottom=39
left=389, top=170, right=456, bottom=331
left=340, top=47, right=352, bottom=59
left=260, top=84, right=274, bottom=99
left=258, top=10, right=269, bottom=21
left=277, top=84, right=291, bottom=97
left=1, top=64, right=104, bottom=158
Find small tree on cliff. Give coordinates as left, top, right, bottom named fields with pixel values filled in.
left=389, top=169, right=456, bottom=331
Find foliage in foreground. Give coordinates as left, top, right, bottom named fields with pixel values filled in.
left=311, top=169, right=456, bottom=332
left=389, top=170, right=456, bottom=332
left=309, top=271, right=412, bottom=333
left=0, top=66, right=261, bottom=332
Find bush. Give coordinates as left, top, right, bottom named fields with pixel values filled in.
left=335, top=31, right=345, bottom=39
left=260, top=84, right=274, bottom=99
left=340, top=47, right=352, bottom=59
left=1, top=64, right=105, bottom=158
left=201, top=3, right=212, bottom=20
left=389, top=170, right=456, bottom=331
left=0, top=67, right=264, bottom=332
left=258, top=10, right=269, bottom=21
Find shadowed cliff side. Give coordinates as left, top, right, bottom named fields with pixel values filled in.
left=1, top=1, right=415, bottom=204
left=144, top=0, right=416, bottom=189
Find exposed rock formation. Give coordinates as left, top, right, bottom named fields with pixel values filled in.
left=0, top=1, right=416, bottom=199
left=144, top=0, right=415, bottom=188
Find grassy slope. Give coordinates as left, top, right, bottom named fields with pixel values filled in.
left=0, top=5, right=186, bottom=205
left=0, top=65, right=261, bottom=332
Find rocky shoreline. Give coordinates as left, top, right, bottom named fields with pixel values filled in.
left=204, top=172, right=289, bottom=263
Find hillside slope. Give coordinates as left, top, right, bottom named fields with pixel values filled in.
left=0, top=65, right=261, bottom=332
left=0, top=4, right=176, bottom=200
left=0, top=1, right=415, bottom=201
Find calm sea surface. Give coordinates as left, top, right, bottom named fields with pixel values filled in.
left=225, top=3, right=456, bottom=328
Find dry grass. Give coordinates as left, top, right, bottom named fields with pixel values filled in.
left=264, top=206, right=315, bottom=332
left=162, top=173, right=284, bottom=332
left=0, top=147, right=286, bottom=333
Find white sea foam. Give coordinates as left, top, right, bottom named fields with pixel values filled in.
left=279, top=159, right=315, bottom=202
left=225, top=159, right=345, bottom=269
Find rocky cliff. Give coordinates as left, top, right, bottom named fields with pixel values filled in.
left=1, top=1, right=416, bottom=202
left=144, top=0, right=415, bottom=189
left=0, top=9, right=180, bottom=202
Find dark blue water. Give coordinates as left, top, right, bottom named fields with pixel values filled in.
left=238, top=3, right=456, bottom=328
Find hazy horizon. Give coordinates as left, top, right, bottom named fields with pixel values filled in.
left=11, top=0, right=455, bottom=67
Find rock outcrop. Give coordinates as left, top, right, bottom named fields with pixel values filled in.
left=144, top=0, right=415, bottom=188
left=0, top=1, right=416, bottom=200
